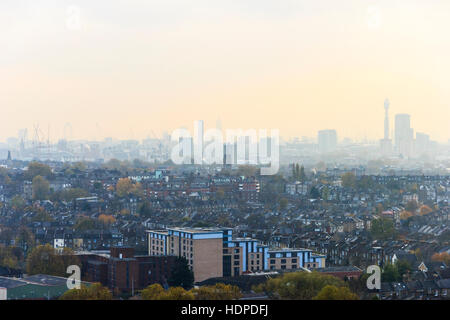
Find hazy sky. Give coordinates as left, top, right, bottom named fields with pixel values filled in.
left=1, top=0, right=449, bottom=142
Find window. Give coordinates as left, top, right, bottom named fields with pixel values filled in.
left=270, top=259, right=275, bottom=264
left=281, top=259, right=286, bottom=264
left=281, top=265, right=286, bottom=269
left=292, top=259, right=297, bottom=263
left=234, top=255, right=240, bottom=260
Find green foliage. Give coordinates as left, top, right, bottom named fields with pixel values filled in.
left=381, top=264, right=400, bottom=282
left=309, top=186, right=320, bottom=199
left=192, top=283, right=242, bottom=300
left=11, top=195, right=26, bottom=211
left=25, top=162, right=53, bottom=180
left=32, top=175, right=50, bottom=200
left=26, top=244, right=80, bottom=277
left=370, top=217, right=395, bottom=240
left=0, top=246, right=22, bottom=269
left=254, top=271, right=350, bottom=300
left=279, top=198, right=288, bottom=210
left=74, top=216, right=98, bottom=232
left=341, top=172, right=357, bottom=188
left=313, top=285, right=359, bottom=300
left=140, top=283, right=241, bottom=300
left=32, top=208, right=54, bottom=222
left=405, top=200, right=419, bottom=213
left=382, top=260, right=412, bottom=282
left=292, top=164, right=306, bottom=182
left=141, top=284, right=194, bottom=300
left=15, top=226, right=35, bottom=254
left=237, top=165, right=258, bottom=177
left=59, top=283, right=112, bottom=300
left=138, top=201, right=153, bottom=217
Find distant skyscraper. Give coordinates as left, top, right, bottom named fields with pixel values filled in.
left=395, top=114, right=414, bottom=157
left=194, top=120, right=204, bottom=164
left=380, top=98, right=392, bottom=155
left=318, top=130, right=337, bottom=153
left=384, top=99, right=390, bottom=140
left=415, top=132, right=430, bottom=156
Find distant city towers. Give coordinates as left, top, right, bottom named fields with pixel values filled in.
left=395, top=114, right=414, bottom=158
left=384, top=99, right=390, bottom=140
left=318, top=129, right=337, bottom=153
left=380, top=98, right=393, bottom=155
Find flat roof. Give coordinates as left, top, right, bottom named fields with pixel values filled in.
left=268, top=247, right=312, bottom=253
left=0, top=277, right=27, bottom=289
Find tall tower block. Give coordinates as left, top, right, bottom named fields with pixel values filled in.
left=384, top=98, right=390, bottom=140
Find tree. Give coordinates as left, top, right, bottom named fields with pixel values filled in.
left=313, top=285, right=358, bottom=300
left=418, top=205, right=433, bottom=216
left=431, top=252, right=450, bottom=265
left=32, top=175, right=50, bottom=200
left=16, top=226, right=35, bottom=254
left=341, top=172, right=356, bottom=189
left=59, top=283, right=112, bottom=300
left=74, top=216, right=98, bottom=232
left=168, top=257, right=194, bottom=290
left=370, top=218, right=395, bottom=240
left=162, top=287, right=195, bottom=300
left=141, top=283, right=165, bottom=300
left=32, top=208, right=54, bottom=223
left=27, top=244, right=61, bottom=276
left=216, top=188, right=225, bottom=200
left=98, top=214, right=116, bottom=227
left=254, top=271, right=348, bottom=300
left=405, top=200, right=419, bottom=213
left=299, top=165, right=306, bottom=182
left=309, top=186, right=320, bottom=199
left=26, top=244, right=80, bottom=277
left=0, top=246, right=20, bottom=268
left=237, top=165, right=258, bottom=177
left=381, top=261, right=412, bottom=282
left=11, top=195, right=26, bottom=211
left=396, top=260, right=412, bottom=279
left=321, top=186, right=330, bottom=201
left=141, top=284, right=194, bottom=300
left=25, top=162, right=53, bottom=180
left=138, top=201, right=153, bottom=217
left=116, top=178, right=133, bottom=198
left=192, top=283, right=242, bottom=300
left=279, top=198, right=288, bottom=210
left=399, top=211, right=414, bottom=220
left=116, top=178, right=143, bottom=198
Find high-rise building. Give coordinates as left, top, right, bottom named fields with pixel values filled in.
left=395, top=114, right=414, bottom=157
left=415, top=132, right=430, bottom=155
left=194, top=120, right=204, bottom=165
left=380, top=99, right=392, bottom=155
left=318, top=130, right=337, bottom=153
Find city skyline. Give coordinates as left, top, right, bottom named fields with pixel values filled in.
left=1, top=1, right=450, bottom=142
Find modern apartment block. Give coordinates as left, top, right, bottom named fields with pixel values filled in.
left=267, top=249, right=326, bottom=271
left=147, top=227, right=326, bottom=282
left=148, top=228, right=223, bottom=282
